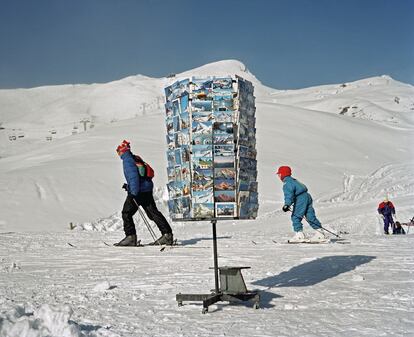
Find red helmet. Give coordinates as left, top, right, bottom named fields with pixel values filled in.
left=116, top=140, right=130, bottom=155
left=276, top=166, right=292, bottom=180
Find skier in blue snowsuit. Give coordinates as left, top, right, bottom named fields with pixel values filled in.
left=276, top=166, right=325, bottom=242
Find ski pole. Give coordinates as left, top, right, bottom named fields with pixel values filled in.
left=287, top=208, right=340, bottom=238
left=132, top=198, right=157, bottom=241
left=137, top=206, right=157, bottom=241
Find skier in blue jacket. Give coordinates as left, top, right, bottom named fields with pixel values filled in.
left=114, top=140, right=173, bottom=246
left=276, top=166, right=326, bottom=243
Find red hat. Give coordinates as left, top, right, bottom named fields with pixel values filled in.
left=116, top=140, right=130, bottom=155
left=276, top=166, right=291, bottom=180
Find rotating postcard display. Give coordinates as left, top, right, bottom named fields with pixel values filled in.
left=164, top=76, right=258, bottom=220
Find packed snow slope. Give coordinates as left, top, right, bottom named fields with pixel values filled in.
left=0, top=59, right=413, bottom=232
left=0, top=60, right=414, bottom=337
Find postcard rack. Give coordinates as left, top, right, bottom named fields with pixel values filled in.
left=164, top=76, right=258, bottom=222
left=175, top=219, right=260, bottom=314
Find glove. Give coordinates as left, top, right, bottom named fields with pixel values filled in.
left=122, top=183, right=128, bottom=191
left=282, top=205, right=290, bottom=212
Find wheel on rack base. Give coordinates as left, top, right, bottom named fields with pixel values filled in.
left=202, top=307, right=208, bottom=314
left=253, top=302, right=260, bottom=309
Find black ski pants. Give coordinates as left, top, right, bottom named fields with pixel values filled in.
left=122, top=192, right=172, bottom=236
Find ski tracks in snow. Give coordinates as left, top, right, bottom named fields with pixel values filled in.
left=318, top=162, right=414, bottom=204
left=0, top=231, right=413, bottom=337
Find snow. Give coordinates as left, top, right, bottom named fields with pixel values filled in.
left=0, top=60, right=413, bottom=336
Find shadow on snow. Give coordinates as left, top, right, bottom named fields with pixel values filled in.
left=179, top=236, right=232, bottom=245
left=252, top=255, right=376, bottom=288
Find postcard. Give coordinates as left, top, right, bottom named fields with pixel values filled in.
left=213, top=133, right=234, bottom=145
left=177, top=79, right=189, bottom=98
left=214, top=178, right=235, bottom=191
left=171, top=198, right=183, bottom=218
left=181, top=145, right=190, bottom=163
left=239, top=203, right=249, bottom=219
left=166, top=149, right=175, bottom=165
left=238, top=191, right=250, bottom=203
left=238, top=123, right=248, bottom=139
left=181, top=181, right=191, bottom=196
left=166, top=134, right=175, bottom=150
left=213, top=155, right=234, bottom=168
left=192, top=90, right=212, bottom=100
left=192, top=121, right=212, bottom=134
left=215, top=202, right=236, bottom=218
left=181, top=163, right=191, bottom=181
left=238, top=179, right=249, bottom=191
left=172, top=99, right=180, bottom=116
left=178, top=131, right=190, bottom=146
left=213, top=92, right=234, bottom=101
left=166, top=117, right=174, bottom=134
left=249, top=192, right=258, bottom=204
left=240, top=157, right=257, bottom=171
left=180, top=112, right=190, bottom=130
left=165, top=84, right=175, bottom=102
left=213, top=110, right=232, bottom=122
left=238, top=201, right=258, bottom=219
left=239, top=145, right=249, bottom=158
left=213, top=122, right=233, bottom=134
left=193, top=168, right=213, bottom=181
left=167, top=181, right=181, bottom=199
left=174, top=149, right=182, bottom=166
left=169, top=79, right=189, bottom=101
left=192, top=132, right=212, bottom=145
left=174, top=165, right=182, bottom=182
left=213, top=78, right=233, bottom=91
left=192, top=190, right=214, bottom=204
left=192, top=203, right=214, bottom=219
left=180, top=94, right=189, bottom=114
left=191, top=77, right=213, bottom=91
left=167, top=166, right=175, bottom=182
left=173, top=116, right=180, bottom=132
left=192, top=144, right=213, bottom=157
left=192, top=156, right=213, bottom=170
left=192, top=110, right=214, bottom=123
left=165, top=101, right=173, bottom=117
left=213, top=99, right=234, bottom=111
left=214, top=168, right=236, bottom=179
left=214, top=145, right=234, bottom=157
left=192, top=178, right=214, bottom=192
left=249, top=181, right=258, bottom=193
left=192, top=100, right=213, bottom=112
left=214, top=190, right=235, bottom=202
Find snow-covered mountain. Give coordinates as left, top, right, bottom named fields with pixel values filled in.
left=267, top=75, right=414, bottom=126
left=0, top=60, right=413, bottom=232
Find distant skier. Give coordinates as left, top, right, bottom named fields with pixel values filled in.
left=114, top=140, right=174, bottom=246
left=276, top=166, right=326, bottom=243
left=377, top=197, right=396, bottom=235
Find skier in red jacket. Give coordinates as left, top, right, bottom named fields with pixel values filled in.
left=377, top=197, right=396, bottom=235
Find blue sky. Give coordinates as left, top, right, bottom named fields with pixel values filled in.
left=0, top=0, right=413, bottom=89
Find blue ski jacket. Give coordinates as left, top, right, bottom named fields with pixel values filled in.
left=120, top=151, right=153, bottom=196
left=282, top=176, right=308, bottom=207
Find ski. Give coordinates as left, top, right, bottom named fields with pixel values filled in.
left=271, top=237, right=350, bottom=245
left=103, top=239, right=206, bottom=251
left=287, top=240, right=330, bottom=244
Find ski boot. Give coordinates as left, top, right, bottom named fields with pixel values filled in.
left=114, top=235, right=137, bottom=246
left=309, top=229, right=328, bottom=243
left=151, top=233, right=174, bottom=246
left=288, top=231, right=308, bottom=243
